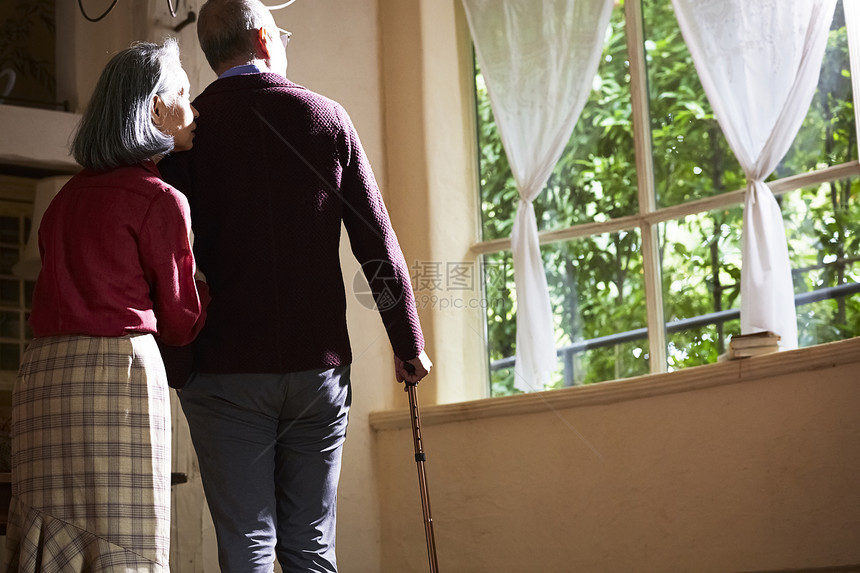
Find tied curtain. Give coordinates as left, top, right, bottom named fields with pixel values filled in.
left=671, top=0, right=837, bottom=349
left=462, top=0, right=613, bottom=392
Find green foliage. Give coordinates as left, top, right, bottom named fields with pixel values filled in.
left=478, top=0, right=860, bottom=396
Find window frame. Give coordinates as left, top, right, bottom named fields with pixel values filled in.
left=470, top=0, right=860, bottom=382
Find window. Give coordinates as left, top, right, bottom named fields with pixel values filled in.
left=475, top=0, right=860, bottom=396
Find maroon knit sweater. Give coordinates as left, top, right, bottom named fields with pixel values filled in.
left=159, top=73, right=424, bottom=374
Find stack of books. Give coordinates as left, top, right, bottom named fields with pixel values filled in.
left=726, top=331, right=781, bottom=359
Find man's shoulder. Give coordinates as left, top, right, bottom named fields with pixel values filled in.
left=198, top=73, right=344, bottom=110
left=259, top=75, right=343, bottom=111
left=197, top=73, right=303, bottom=96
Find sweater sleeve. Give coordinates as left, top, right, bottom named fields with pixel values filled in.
left=138, top=187, right=209, bottom=346
left=337, top=105, right=425, bottom=361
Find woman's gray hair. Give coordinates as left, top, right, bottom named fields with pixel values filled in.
left=197, top=0, right=271, bottom=71
left=71, top=38, right=185, bottom=171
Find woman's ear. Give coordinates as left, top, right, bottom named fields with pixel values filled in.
left=151, top=94, right=166, bottom=128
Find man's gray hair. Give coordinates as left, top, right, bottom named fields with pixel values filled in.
left=71, top=38, right=185, bottom=171
left=197, top=0, right=271, bottom=71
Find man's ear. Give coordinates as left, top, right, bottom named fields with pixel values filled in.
left=255, top=26, right=273, bottom=59
left=151, top=94, right=166, bottom=127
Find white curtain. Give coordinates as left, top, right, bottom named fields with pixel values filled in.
left=462, top=0, right=613, bottom=391
left=845, top=1, right=860, bottom=149
left=671, top=0, right=837, bottom=350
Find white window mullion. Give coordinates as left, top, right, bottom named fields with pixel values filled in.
left=844, top=0, right=860, bottom=160
left=625, top=0, right=667, bottom=373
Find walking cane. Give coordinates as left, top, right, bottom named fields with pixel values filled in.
left=403, top=362, right=440, bottom=573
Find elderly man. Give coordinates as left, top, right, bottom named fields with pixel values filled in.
left=158, top=0, right=432, bottom=571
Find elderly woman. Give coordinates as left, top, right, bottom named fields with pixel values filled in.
left=3, top=38, right=207, bottom=572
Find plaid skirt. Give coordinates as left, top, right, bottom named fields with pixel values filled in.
left=3, top=334, right=171, bottom=573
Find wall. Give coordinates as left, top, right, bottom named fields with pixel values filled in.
left=50, top=0, right=489, bottom=569
left=0, top=106, right=79, bottom=172
left=267, top=2, right=397, bottom=569
left=12, top=2, right=857, bottom=573
left=379, top=0, right=487, bottom=407
left=371, top=337, right=860, bottom=572
left=11, top=1, right=404, bottom=570
left=165, top=0, right=406, bottom=568
left=0, top=0, right=56, bottom=106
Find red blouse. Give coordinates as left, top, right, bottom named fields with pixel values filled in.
left=29, top=162, right=208, bottom=346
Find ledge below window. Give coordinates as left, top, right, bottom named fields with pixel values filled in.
left=369, top=336, right=860, bottom=431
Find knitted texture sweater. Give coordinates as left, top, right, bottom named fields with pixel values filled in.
left=159, top=73, right=424, bottom=374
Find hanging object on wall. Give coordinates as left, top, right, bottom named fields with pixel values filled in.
left=173, top=11, right=196, bottom=32
left=78, top=0, right=296, bottom=24
left=264, top=0, right=298, bottom=9
left=78, top=0, right=190, bottom=22
left=1, top=0, right=56, bottom=105
left=77, top=0, right=119, bottom=22
left=0, top=68, right=14, bottom=101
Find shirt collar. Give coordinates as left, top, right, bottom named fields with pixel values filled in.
left=219, top=63, right=266, bottom=79
left=141, top=160, right=161, bottom=177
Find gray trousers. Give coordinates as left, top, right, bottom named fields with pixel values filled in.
left=178, top=366, right=351, bottom=573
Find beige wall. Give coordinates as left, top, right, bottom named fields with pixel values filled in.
left=372, top=338, right=860, bottom=572
left=21, top=0, right=484, bottom=570
left=6, top=2, right=860, bottom=573
left=7, top=1, right=400, bottom=569
left=379, top=0, right=487, bottom=407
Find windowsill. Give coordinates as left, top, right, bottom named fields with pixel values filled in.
left=369, top=336, right=860, bottom=431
